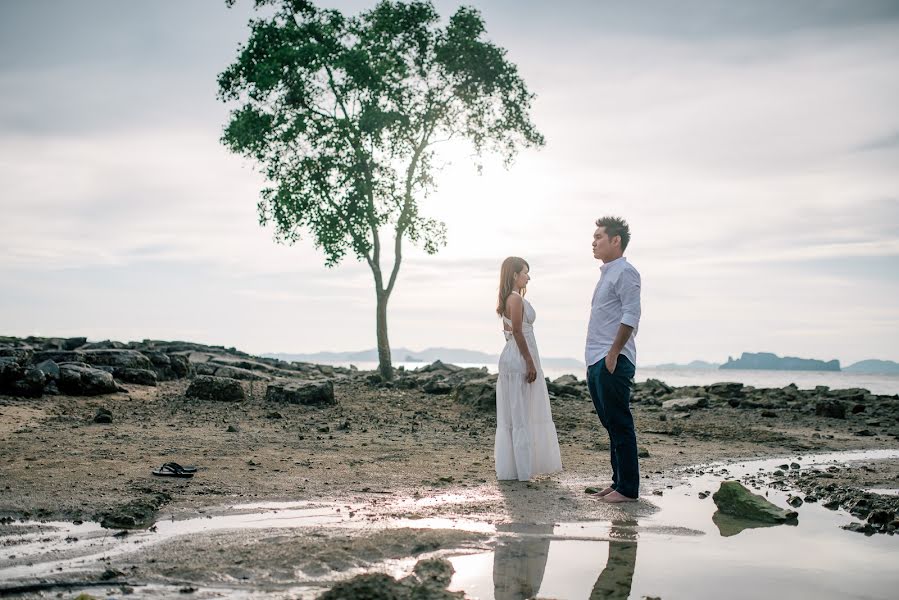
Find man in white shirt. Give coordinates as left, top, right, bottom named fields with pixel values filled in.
left=585, top=216, right=642, bottom=503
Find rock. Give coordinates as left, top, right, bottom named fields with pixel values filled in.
left=712, top=481, right=798, bottom=523
left=62, top=337, right=87, bottom=350
left=853, top=429, right=875, bottom=437
left=761, top=410, right=777, bottom=418
left=32, top=350, right=86, bottom=365
left=815, top=400, right=846, bottom=419
left=552, top=374, right=580, bottom=386
left=637, top=447, right=650, bottom=458
left=707, top=382, right=744, bottom=397
left=96, top=493, right=170, bottom=529
left=194, top=363, right=267, bottom=381
left=264, top=380, right=335, bottom=406
left=185, top=376, right=246, bottom=402
left=111, top=368, right=157, bottom=386
left=851, top=403, right=866, bottom=414
left=81, top=349, right=153, bottom=370
left=422, top=379, right=453, bottom=395
left=319, top=557, right=459, bottom=600
left=662, top=397, right=709, bottom=411
left=57, top=363, right=119, bottom=396
left=0, top=346, right=34, bottom=364
left=842, top=522, right=876, bottom=535
left=319, top=573, right=402, bottom=600
left=93, top=408, right=113, bottom=424
left=546, top=379, right=584, bottom=398
left=453, top=380, right=495, bottom=411
left=788, top=495, right=803, bottom=507
left=227, top=424, right=240, bottom=433
left=867, top=510, right=894, bottom=525
left=409, top=557, right=455, bottom=589
left=9, top=367, right=47, bottom=398
left=415, top=360, right=462, bottom=374
left=35, top=359, right=60, bottom=380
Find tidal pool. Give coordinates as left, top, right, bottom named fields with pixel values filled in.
left=1, top=450, right=896, bottom=599
left=448, top=449, right=899, bottom=600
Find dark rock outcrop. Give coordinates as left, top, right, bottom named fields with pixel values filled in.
left=265, top=380, right=335, bottom=406
left=185, top=376, right=245, bottom=402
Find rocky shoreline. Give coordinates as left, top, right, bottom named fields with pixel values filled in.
left=1, top=335, right=898, bottom=595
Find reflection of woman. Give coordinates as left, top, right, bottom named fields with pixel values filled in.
left=493, top=523, right=554, bottom=600
left=495, top=257, right=563, bottom=481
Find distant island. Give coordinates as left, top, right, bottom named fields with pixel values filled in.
left=721, top=352, right=839, bottom=371
left=265, top=348, right=899, bottom=375
left=264, top=347, right=584, bottom=370
left=650, top=360, right=720, bottom=370
left=844, top=359, right=899, bottom=375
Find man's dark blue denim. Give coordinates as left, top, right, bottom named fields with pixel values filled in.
left=587, top=355, right=639, bottom=498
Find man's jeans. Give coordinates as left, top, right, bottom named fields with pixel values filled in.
left=587, top=355, right=639, bottom=498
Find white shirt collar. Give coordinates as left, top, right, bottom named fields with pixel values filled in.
left=599, top=256, right=627, bottom=273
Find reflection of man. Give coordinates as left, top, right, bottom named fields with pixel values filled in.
left=591, top=520, right=638, bottom=599
left=586, top=216, right=642, bottom=503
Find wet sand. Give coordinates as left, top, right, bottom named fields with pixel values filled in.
left=1, top=375, right=897, bottom=596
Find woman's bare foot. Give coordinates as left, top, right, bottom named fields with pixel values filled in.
left=601, top=490, right=638, bottom=503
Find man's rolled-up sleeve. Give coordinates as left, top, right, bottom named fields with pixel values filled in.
left=618, top=268, right=641, bottom=329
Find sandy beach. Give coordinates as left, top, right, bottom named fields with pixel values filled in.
left=1, top=339, right=897, bottom=597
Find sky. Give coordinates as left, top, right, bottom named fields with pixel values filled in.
left=1, top=0, right=898, bottom=366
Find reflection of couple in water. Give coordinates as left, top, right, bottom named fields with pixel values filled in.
left=496, top=216, right=642, bottom=503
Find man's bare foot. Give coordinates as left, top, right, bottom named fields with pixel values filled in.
left=597, top=486, right=615, bottom=497
left=601, top=490, right=638, bottom=503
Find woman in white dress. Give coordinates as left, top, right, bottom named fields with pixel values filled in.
left=495, top=257, right=563, bottom=481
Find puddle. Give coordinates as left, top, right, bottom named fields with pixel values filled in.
left=1, top=450, right=897, bottom=599
left=449, top=449, right=899, bottom=600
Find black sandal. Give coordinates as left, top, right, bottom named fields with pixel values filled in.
left=152, top=463, right=195, bottom=478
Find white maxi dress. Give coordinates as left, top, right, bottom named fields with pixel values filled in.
left=495, top=293, right=563, bottom=481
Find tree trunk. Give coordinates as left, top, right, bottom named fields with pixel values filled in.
left=375, top=290, right=393, bottom=380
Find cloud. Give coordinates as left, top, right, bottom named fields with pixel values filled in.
left=1, top=1, right=897, bottom=364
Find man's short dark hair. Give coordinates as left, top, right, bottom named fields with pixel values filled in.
left=595, top=216, right=631, bottom=251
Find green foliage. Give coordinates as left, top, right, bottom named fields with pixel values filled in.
left=219, top=0, right=543, bottom=271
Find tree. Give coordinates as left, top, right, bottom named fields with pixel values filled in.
left=219, top=0, right=544, bottom=380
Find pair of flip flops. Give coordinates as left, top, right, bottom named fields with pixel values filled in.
left=152, top=462, right=198, bottom=478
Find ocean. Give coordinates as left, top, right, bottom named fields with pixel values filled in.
left=327, top=362, right=899, bottom=396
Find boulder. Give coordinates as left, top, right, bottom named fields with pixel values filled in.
left=265, top=380, right=335, bottom=406
left=194, top=362, right=266, bottom=381
left=453, top=379, right=496, bottom=411
left=713, top=481, right=798, bottom=523
left=662, top=397, right=709, bottom=411
left=707, top=382, right=744, bottom=397
left=57, top=363, right=119, bottom=396
left=552, top=374, right=580, bottom=386
left=32, top=350, right=86, bottom=365
left=815, top=400, right=846, bottom=419
left=111, top=368, right=158, bottom=386
left=81, top=349, right=153, bottom=370
left=35, top=359, right=60, bottom=380
left=415, top=360, right=462, bottom=374
left=422, top=379, right=453, bottom=395
left=185, top=376, right=245, bottom=402
left=168, top=354, right=191, bottom=378
left=0, top=346, right=34, bottom=364
left=546, top=379, right=584, bottom=399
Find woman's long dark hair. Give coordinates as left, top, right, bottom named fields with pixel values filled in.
left=496, top=256, right=529, bottom=317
